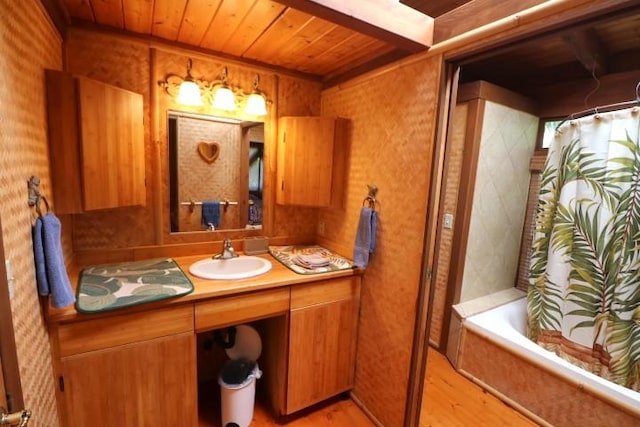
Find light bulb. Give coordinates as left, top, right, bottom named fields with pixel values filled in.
left=213, top=86, right=236, bottom=111
left=176, top=80, right=202, bottom=106
left=245, top=93, right=268, bottom=116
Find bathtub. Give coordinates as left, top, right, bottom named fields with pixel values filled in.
left=456, top=296, right=640, bottom=426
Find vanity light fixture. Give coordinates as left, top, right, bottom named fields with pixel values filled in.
left=212, top=67, right=236, bottom=111
left=245, top=75, right=268, bottom=116
left=158, top=60, right=270, bottom=116
left=176, top=59, right=203, bottom=106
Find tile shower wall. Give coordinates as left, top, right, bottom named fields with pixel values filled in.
left=460, top=101, right=538, bottom=302
left=0, top=1, right=62, bottom=425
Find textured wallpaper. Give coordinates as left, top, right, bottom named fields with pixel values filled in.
left=320, top=55, right=443, bottom=426
left=0, top=1, right=62, bottom=425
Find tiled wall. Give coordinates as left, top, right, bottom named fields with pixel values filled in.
left=460, top=101, right=538, bottom=302
left=320, top=55, right=443, bottom=426
left=0, top=1, right=62, bottom=425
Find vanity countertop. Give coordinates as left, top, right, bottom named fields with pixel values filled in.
left=46, top=253, right=363, bottom=324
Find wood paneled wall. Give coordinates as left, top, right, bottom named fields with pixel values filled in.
left=0, top=1, right=62, bottom=425
left=319, top=55, right=443, bottom=426
left=64, top=28, right=323, bottom=257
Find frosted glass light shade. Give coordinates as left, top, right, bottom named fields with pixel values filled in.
left=176, top=80, right=202, bottom=106
left=213, top=86, right=236, bottom=111
left=245, top=93, right=268, bottom=116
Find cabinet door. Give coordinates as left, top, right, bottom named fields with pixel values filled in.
left=60, top=332, right=197, bottom=427
left=287, top=277, right=360, bottom=414
left=77, top=77, right=146, bottom=210
left=277, top=117, right=336, bottom=207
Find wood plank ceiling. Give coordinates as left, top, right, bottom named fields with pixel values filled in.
left=58, top=0, right=445, bottom=83
left=54, top=0, right=640, bottom=90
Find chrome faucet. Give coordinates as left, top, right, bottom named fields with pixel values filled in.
left=215, top=239, right=238, bottom=259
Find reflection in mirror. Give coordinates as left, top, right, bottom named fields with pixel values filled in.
left=168, top=111, right=264, bottom=232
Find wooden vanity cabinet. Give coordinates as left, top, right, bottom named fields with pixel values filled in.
left=50, top=275, right=362, bottom=425
left=45, top=70, right=146, bottom=214
left=286, top=276, right=361, bottom=414
left=52, top=306, right=197, bottom=427
left=276, top=116, right=348, bottom=207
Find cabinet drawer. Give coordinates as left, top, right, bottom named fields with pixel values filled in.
left=195, top=287, right=290, bottom=331
left=57, top=305, right=194, bottom=357
left=291, top=277, right=360, bottom=310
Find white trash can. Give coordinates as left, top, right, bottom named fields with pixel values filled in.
left=218, top=325, right=263, bottom=427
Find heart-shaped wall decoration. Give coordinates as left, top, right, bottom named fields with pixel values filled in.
left=197, top=141, right=221, bottom=164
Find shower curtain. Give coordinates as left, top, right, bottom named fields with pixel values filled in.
left=528, top=106, right=640, bottom=391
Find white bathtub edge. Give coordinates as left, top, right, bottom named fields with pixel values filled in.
left=463, top=297, right=640, bottom=419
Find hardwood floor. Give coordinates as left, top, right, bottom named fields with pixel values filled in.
left=199, top=348, right=538, bottom=426
left=419, top=349, right=538, bottom=427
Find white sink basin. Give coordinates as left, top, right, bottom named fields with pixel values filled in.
left=189, top=256, right=272, bottom=280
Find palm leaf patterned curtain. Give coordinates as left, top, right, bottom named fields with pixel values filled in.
left=528, top=107, right=640, bottom=391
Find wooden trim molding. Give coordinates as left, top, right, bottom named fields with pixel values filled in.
left=457, top=80, right=538, bottom=115
left=433, top=0, right=546, bottom=43
left=448, top=98, right=485, bottom=306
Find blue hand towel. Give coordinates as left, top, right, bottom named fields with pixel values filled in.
left=201, top=201, right=221, bottom=229
left=40, top=213, right=75, bottom=308
left=353, top=207, right=377, bottom=268
left=32, top=217, right=49, bottom=296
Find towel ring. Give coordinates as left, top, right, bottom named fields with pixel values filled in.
left=362, top=184, right=378, bottom=210
left=27, top=176, right=50, bottom=217
left=35, top=196, right=50, bottom=217
left=363, top=196, right=376, bottom=209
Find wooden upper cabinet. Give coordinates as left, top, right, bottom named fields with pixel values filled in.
left=46, top=70, right=145, bottom=213
left=276, top=116, right=348, bottom=207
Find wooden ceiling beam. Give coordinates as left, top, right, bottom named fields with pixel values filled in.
left=562, top=28, right=609, bottom=76
left=273, top=0, right=434, bottom=52
left=40, top=0, right=71, bottom=35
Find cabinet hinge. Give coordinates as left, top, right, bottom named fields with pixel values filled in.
left=58, top=376, right=65, bottom=392
left=426, top=270, right=433, bottom=281
left=281, top=180, right=284, bottom=191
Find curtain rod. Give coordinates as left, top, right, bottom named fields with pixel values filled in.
left=556, top=81, right=640, bottom=130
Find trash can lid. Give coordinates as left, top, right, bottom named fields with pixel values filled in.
left=225, top=324, right=262, bottom=361
left=219, top=359, right=262, bottom=388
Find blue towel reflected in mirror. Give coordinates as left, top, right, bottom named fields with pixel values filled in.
left=201, top=201, right=221, bottom=229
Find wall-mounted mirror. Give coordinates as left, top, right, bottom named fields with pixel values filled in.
left=168, top=111, right=264, bottom=232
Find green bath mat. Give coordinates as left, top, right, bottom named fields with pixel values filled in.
left=269, top=245, right=355, bottom=275
left=76, top=258, right=194, bottom=313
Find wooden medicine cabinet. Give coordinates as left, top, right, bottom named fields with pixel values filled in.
left=276, top=116, right=348, bottom=208
left=45, top=70, right=146, bottom=214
